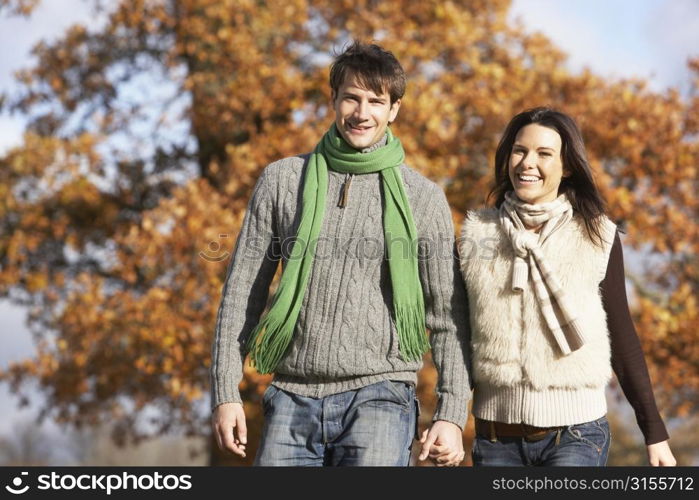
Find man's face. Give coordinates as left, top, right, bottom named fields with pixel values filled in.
left=331, top=74, right=401, bottom=150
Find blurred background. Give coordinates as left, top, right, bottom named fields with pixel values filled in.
left=0, top=0, right=697, bottom=466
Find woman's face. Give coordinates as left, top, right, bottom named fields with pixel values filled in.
left=508, top=124, right=565, bottom=205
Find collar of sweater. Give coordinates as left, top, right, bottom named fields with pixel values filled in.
left=358, top=133, right=388, bottom=153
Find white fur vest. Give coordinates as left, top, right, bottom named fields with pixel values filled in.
left=460, top=208, right=617, bottom=391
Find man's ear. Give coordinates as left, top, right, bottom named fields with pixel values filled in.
left=330, top=89, right=337, bottom=106
left=388, top=98, right=401, bottom=124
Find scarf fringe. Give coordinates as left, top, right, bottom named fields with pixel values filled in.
left=394, top=303, right=429, bottom=361
left=246, top=315, right=294, bottom=375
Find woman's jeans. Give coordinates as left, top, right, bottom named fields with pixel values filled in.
left=472, top=416, right=611, bottom=466
left=255, top=380, right=419, bottom=466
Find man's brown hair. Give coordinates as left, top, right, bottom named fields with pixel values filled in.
left=329, top=41, right=406, bottom=104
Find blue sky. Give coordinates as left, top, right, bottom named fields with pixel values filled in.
left=0, top=0, right=697, bottom=441
left=509, top=0, right=698, bottom=91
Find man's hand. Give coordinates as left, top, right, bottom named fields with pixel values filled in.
left=418, top=420, right=465, bottom=467
left=212, top=402, right=248, bottom=457
left=647, top=440, right=676, bottom=466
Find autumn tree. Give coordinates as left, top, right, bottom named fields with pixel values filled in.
left=1, top=0, right=696, bottom=465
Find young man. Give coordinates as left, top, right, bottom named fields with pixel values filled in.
left=211, top=42, right=471, bottom=466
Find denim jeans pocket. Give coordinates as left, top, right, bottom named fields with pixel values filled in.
left=566, top=417, right=609, bottom=453
left=261, top=384, right=282, bottom=415
left=384, top=380, right=414, bottom=409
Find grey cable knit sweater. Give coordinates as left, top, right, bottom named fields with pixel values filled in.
left=210, top=149, right=472, bottom=428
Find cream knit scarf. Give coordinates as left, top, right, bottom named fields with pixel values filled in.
left=499, top=191, right=586, bottom=355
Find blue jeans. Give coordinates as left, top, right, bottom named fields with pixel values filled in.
left=472, top=416, right=610, bottom=466
left=254, top=380, right=418, bottom=466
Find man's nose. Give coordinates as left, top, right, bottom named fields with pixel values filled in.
left=354, top=99, right=369, bottom=120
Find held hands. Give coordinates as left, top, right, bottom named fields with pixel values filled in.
left=647, top=440, right=676, bottom=466
left=418, top=420, right=465, bottom=467
left=212, top=402, right=248, bottom=457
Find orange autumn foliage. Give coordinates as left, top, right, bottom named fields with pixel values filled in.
left=0, top=0, right=696, bottom=464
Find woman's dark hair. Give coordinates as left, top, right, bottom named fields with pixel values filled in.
left=330, top=41, right=406, bottom=104
left=488, top=107, right=608, bottom=246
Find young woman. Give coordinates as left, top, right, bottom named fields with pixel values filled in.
left=459, top=107, right=675, bottom=466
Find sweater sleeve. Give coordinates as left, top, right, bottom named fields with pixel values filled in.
left=418, top=186, right=472, bottom=429
left=210, top=166, right=280, bottom=409
left=602, top=232, right=669, bottom=444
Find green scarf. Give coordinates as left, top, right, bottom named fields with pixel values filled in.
left=246, top=124, right=428, bottom=374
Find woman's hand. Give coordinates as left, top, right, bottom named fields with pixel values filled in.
left=647, top=440, right=676, bottom=466
left=418, top=420, right=465, bottom=467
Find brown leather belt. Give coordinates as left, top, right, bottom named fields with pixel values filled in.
left=475, top=418, right=565, bottom=442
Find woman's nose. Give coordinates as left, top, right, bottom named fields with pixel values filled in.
left=522, top=151, right=537, bottom=168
